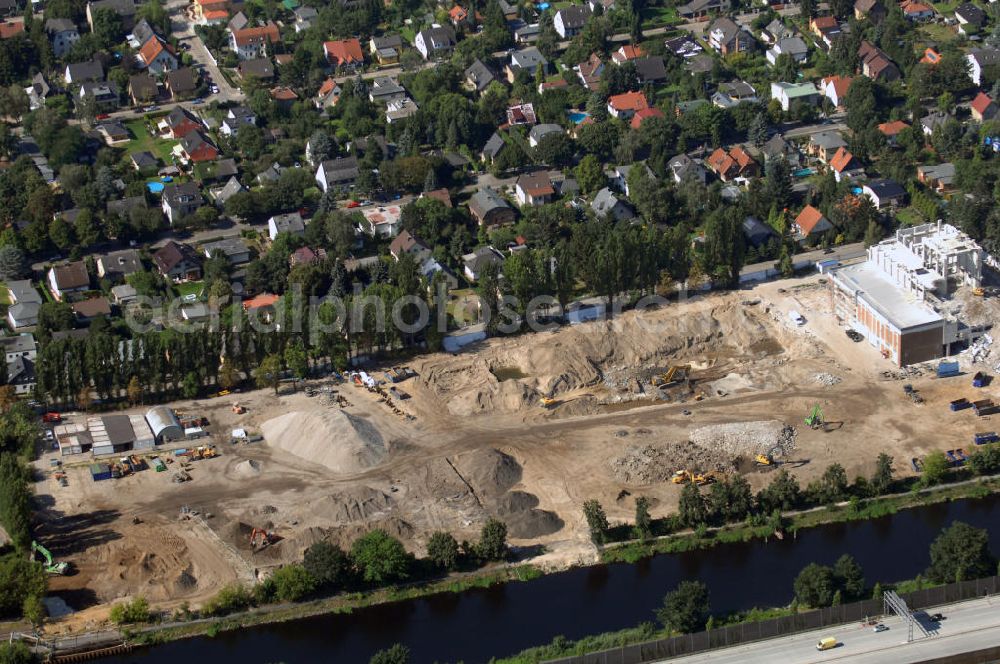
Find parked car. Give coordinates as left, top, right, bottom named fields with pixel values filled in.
left=846, top=329, right=863, bottom=342
left=873, top=624, right=889, bottom=633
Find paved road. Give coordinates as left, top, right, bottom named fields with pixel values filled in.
left=663, top=595, right=1000, bottom=664
left=783, top=121, right=848, bottom=139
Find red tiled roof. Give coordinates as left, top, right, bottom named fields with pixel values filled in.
left=899, top=0, right=932, bottom=14
left=449, top=5, right=468, bottom=20
left=920, top=48, right=941, bottom=64
left=822, top=75, right=853, bottom=100
left=630, top=107, right=664, bottom=129
left=204, top=9, right=229, bottom=19
left=0, top=18, right=25, bottom=39
left=795, top=205, right=827, bottom=235
left=270, top=85, right=298, bottom=101
left=829, top=146, right=855, bottom=172
left=233, top=23, right=280, bottom=47
left=243, top=293, right=280, bottom=310
left=323, top=38, right=364, bottom=65
left=608, top=90, right=648, bottom=112
left=878, top=120, right=909, bottom=136
left=971, top=91, right=994, bottom=115
left=812, top=15, right=838, bottom=29
left=139, top=37, right=173, bottom=66
left=613, top=44, right=644, bottom=63
left=318, top=77, right=338, bottom=96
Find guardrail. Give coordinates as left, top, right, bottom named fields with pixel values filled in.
left=543, top=576, right=1000, bottom=664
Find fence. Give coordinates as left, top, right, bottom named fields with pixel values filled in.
left=543, top=576, right=1000, bottom=664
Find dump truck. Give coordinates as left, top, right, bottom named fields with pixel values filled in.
left=973, top=372, right=989, bottom=388
left=975, top=432, right=999, bottom=445
left=950, top=398, right=972, bottom=411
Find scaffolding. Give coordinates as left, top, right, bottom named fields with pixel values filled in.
left=884, top=590, right=931, bottom=642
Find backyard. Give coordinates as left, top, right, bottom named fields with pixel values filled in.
left=125, top=118, right=178, bottom=164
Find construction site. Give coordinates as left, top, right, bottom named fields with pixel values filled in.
left=30, top=270, right=1000, bottom=632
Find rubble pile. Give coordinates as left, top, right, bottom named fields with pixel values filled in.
left=814, top=373, right=842, bottom=386
left=610, top=442, right=734, bottom=485
left=689, top=420, right=796, bottom=458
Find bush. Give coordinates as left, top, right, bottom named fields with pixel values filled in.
left=0, top=641, right=32, bottom=664
left=303, top=540, right=351, bottom=589
left=426, top=532, right=460, bottom=571
left=656, top=581, right=710, bottom=634
left=202, top=584, right=253, bottom=617
left=793, top=563, right=835, bottom=608
left=0, top=556, right=46, bottom=619
left=109, top=597, right=150, bottom=625
left=270, top=564, right=316, bottom=602
left=351, top=530, right=411, bottom=585
left=370, top=643, right=410, bottom=664
left=477, top=519, right=508, bottom=562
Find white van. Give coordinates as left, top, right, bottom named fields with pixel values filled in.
left=788, top=310, right=806, bottom=326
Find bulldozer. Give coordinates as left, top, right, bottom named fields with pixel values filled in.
left=200, top=445, right=218, bottom=459
left=754, top=453, right=773, bottom=466
left=540, top=396, right=555, bottom=408
left=805, top=404, right=824, bottom=430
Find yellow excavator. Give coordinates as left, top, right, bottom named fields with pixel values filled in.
left=672, top=470, right=716, bottom=486
left=653, top=365, right=691, bottom=387
left=755, top=453, right=773, bottom=466
left=540, top=397, right=555, bottom=407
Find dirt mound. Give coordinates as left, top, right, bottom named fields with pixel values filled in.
left=689, top=420, right=796, bottom=457
left=450, top=448, right=522, bottom=499
left=262, top=410, right=387, bottom=474
left=498, top=491, right=564, bottom=539
left=232, top=459, right=261, bottom=478
left=307, top=487, right=394, bottom=523
left=611, top=442, right=736, bottom=484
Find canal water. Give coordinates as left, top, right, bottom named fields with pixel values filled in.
left=102, top=494, right=1000, bottom=664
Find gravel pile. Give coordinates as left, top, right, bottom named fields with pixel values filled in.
left=610, top=442, right=735, bottom=485
left=689, top=420, right=796, bottom=458
left=814, top=373, right=842, bottom=386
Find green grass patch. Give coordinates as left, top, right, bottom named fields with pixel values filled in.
left=400, top=26, right=416, bottom=45
left=640, top=5, right=681, bottom=27
left=173, top=281, right=204, bottom=300
left=0, top=284, right=9, bottom=305
left=895, top=206, right=928, bottom=226
left=125, top=118, right=176, bottom=163
left=918, top=21, right=958, bottom=44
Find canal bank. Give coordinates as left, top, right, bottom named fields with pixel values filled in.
left=92, top=487, right=1000, bottom=664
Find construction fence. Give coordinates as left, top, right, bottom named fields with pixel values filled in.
left=543, top=576, right=1000, bottom=664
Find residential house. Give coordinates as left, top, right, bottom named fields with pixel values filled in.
left=820, top=75, right=853, bottom=109
left=6, top=355, right=35, bottom=394
left=72, top=297, right=111, bottom=323
left=528, top=123, right=562, bottom=147
left=289, top=247, right=326, bottom=267
left=202, top=237, right=250, bottom=264
left=360, top=205, right=403, bottom=238
left=899, top=0, right=934, bottom=20
left=829, top=146, right=863, bottom=182
left=138, top=36, right=178, bottom=74
left=239, top=57, right=274, bottom=81
left=668, top=154, right=707, bottom=184
left=878, top=119, right=909, bottom=146
left=128, top=73, right=158, bottom=105
left=633, top=56, right=667, bottom=84
left=422, top=188, right=452, bottom=208
left=6, top=282, right=42, bottom=330
left=664, top=35, right=703, bottom=58
left=607, top=90, right=648, bottom=119
left=193, top=0, right=229, bottom=23
left=917, top=163, right=956, bottom=193
left=165, top=67, right=198, bottom=99
left=770, top=81, right=820, bottom=111
left=414, top=26, right=456, bottom=59
left=514, top=22, right=541, bottom=43
left=591, top=187, right=635, bottom=221
left=314, top=77, right=341, bottom=109
left=967, top=49, right=1000, bottom=86
left=577, top=52, right=604, bottom=89
left=481, top=132, right=506, bottom=164
left=212, top=176, right=245, bottom=207
left=809, top=16, right=839, bottom=39
left=507, top=47, right=548, bottom=82
left=464, top=59, right=495, bottom=93
left=96, top=250, right=141, bottom=282
left=469, top=188, right=516, bottom=227
left=921, top=110, right=949, bottom=136
left=268, top=212, right=305, bottom=240
left=44, top=18, right=79, bottom=57
left=47, top=261, right=89, bottom=301
left=323, top=38, right=364, bottom=68
left=23, top=73, right=49, bottom=111
left=79, top=81, right=119, bottom=111
left=269, top=85, right=298, bottom=108
left=111, top=284, right=138, bottom=306
left=368, top=76, right=407, bottom=105
left=0, top=17, right=23, bottom=40
left=228, top=11, right=248, bottom=32
left=792, top=205, right=834, bottom=241
left=220, top=106, right=255, bottom=136
left=0, top=333, right=37, bottom=363
left=705, top=145, right=758, bottom=182
left=707, top=18, right=755, bottom=55
left=7, top=280, right=42, bottom=308
left=389, top=229, right=432, bottom=262
left=767, top=36, right=808, bottom=65
left=971, top=91, right=998, bottom=122
left=64, top=58, right=103, bottom=84
left=630, top=107, right=664, bottom=130
left=293, top=5, right=316, bottom=31
left=106, top=196, right=148, bottom=218
left=611, top=44, right=644, bottom=65
left=130, top=151, right=157, bottom=174
left=854, top=0, right=886, bottom=21
left=762, top=134, right=800, bottom=166
left=862, top=179, right=907, bottom=209
left=462, top=246, right=505, bottom=282
left=809, top=130, right=847, bottom=162
left=507, top=102, right=537, bottom=125
left=449, top=4, right=470, bottom=26
left=858, top=41, right=900, bottom=81
left=385, top=97, right=418, bottom=123
left=129, top=18, right=156, bottom=47
left=760, top=18, right=792, bottom=44
left=230, top=22, right=280, bottom=60
left=161, top=182, right=204, bottom=224
left=956, top=2, right=986, bottom=32
left=7, top=302, right=39, bottom=330
left=743, top=216, right=779, bottom=248
left=164, top=106, right=203, bottom=138
left=315, top=156, right=359, bottom=192
left=612, top=163, right=654, bottom=197
left=515, top=171, right=555, bottom=206
left=179, top=131, right=219, bottom=163
left=676, top=0, right=722, bottom=18
left=154, top=241, right=202, bottom=281
left=97, top=121, right=129, bottom=145
left=554, top=5, right=591, bottom=38
left=712, top=80, right=757, bottom=108
left=370, top=35, right=403, bottom=64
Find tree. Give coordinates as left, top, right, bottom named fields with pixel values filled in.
left=21, top=595, right=44, bottom=628
left=369, top=644, right=410, bottom=664
left=656, top=580, right=710, bottom=634
left=303, top=541, right=351, bottom=589
left=794, top=563, right=836, bottom=607
left=927, top=522, right=996, bottom=584
left=254, top=353, right=282, bottom=394
left=350, top=529, right=411, bottom=585
left=270, top=564, right=316, bottom=601
left=748, top=112, right=768, bottom=148
left=870, top=453, right=894, bottom=495
left=0, top=245, right=24, bottom=280
left=181, top=371, right=199, bottom=399
left=284, top=342, right=309, bottom=381
left=808, top=463, right=848, bottom=504
left=73, top=208, right=100, bottom=247
left=0, top=555, right=45, bottom=619
left=757, top=469, right=801, bottom=513
left=678, top=482, right=707, bottom=528
left=218, top=362, right=240, bottom=391
left=969, top=444, right=1000, bottom=475
left=308, top=130, right=335, bottom=165
left=533, top=132, right=574, bottom=167
left=0, top=642, right=33, bottom=664
left=582, top=499, right=610, bottom=544
left=634, top=495, right=652, bottom=541
left=108, top=596, right=150, bottom=624
left=477, top=518, right=507, bottom=561
left=833, top=554, right=865, bottom=600
left=426, top=531, right=460, bottom=571
left=575, top=154, right=606, bottom=195
left=922, top=451, right=950, bottom=486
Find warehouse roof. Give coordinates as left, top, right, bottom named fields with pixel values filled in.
left=834, top=261, right=943, bottom=331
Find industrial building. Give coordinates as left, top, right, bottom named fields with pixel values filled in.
left=145, top=406, right=183, bottom=443
left=831, top=222, right=989, bottom=366
left=54, top=407, right=182, bottom=457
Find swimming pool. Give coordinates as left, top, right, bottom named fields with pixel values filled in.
left=146, top=182, right=164, bottom=193
left=537, top=2, right=550, bottom=8
left=792, top=167, right=815, bottom=177
left=567, top=110, right=590, bottom=124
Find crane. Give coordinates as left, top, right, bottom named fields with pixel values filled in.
left=31, top=541, right=69, bottom=575
left=805, top=404, right=824, bottom=430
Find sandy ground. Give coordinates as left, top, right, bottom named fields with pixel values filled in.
left=32, top=274, right=1000, bottom=629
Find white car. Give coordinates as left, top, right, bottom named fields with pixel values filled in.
left=873, top=624, right=889, bottom=633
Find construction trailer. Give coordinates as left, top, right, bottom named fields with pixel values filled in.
left=89, top=463, right=113, bottom=481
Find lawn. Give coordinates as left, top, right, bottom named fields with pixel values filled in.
left=0, top=284, right=8, bottom=305
left=895, top=206, right=929, bottom=226
left=400, top=26, right=416, bottom=45
left=125, top=118, right=177, bottom=163
left=918, top=21, right=958, bottom=44
left=173, top=281, right=204, bottom=300
left=640, top=5, right=681, bottom=27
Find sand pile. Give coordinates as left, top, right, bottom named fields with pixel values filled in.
left=262, top=410, right=387, bottom=474
left=307, top=487, right=394, bottom=523
left=449, top=448, right=522, bottom=499
left=233, top=459, right=261, bottom=478
left=689, top=420, right=796, bottom=457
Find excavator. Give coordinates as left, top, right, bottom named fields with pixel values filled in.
left=652, top=365, right=691, bottom=387
left=539, top=397, right=555, bottom=408
left=805, top=404, right=824, bottom=430
left=249, top=528, right=280, bottom=550
left=31, top=541, right=69, bottom=575
left=671, top=470, right=715, bottom=486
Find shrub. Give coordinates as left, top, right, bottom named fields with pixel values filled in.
left=109, top=597, right=150, bottom=625
left=202, top=584, right=253, bottom=617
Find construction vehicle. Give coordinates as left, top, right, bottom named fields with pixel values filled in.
left=975, top=432, right=1000, bottom=445
left=693, top=472, right=715, bottom=486
left=671, top=470, right=692, bottom=484
left=31, top=541, right=69, bottom=575
left=540, top=397, right=555, bottom=407
left=249, top=528, right=280, bottom=550
left=201, top=445, right=218, bottom=459
left=755, top=453, right=773, bottom=466
left=232, top=402, right=246, bottom=414
left=805, top=404, right=824, bottom=430
left=216, top=389, right=231, bottom=397
left=652, top=365, right=690, bottom=387
left=973, top=287, right=985, bottom=297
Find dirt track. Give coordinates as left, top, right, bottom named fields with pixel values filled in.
left=34, top=275, right=1000, bottom=629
